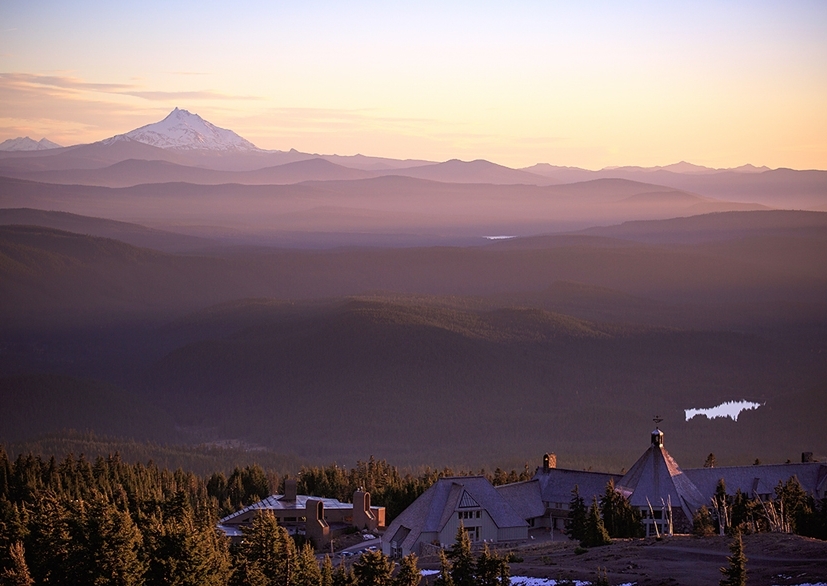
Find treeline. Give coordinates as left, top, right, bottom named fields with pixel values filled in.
left=6, top=430, right=302, bottom=478
left=0, top=448, right=234, bottom=586
left=296, top=456, right=533, bottom=520
left=0, top=448, right=532, bottom=585
left=695, top=477, right=827, bottom=540
left=566, top=480, right=643, bottom=548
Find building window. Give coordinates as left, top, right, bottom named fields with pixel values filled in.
left=475, top=511, right=480, bottom=518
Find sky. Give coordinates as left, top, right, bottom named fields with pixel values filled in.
left=1, top=1, right=826, bottom=169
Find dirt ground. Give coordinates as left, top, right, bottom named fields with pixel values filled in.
left=418, top=533, right=827, bottom=586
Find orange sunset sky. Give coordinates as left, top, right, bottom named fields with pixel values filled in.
left=1, top=1, right=825, bottom=170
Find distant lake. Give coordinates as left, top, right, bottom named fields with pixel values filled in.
left=484, top=235, right=516, bottom=240
left=684, top=400, right=763, bottom=422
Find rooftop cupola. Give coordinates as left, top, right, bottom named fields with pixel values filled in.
left=651, top=427, right=664, bottom=447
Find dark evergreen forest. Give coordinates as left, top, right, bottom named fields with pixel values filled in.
left=0, top=447, right=533, bottom=586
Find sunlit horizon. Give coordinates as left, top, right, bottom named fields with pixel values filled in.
left=2, top=1, right=826, bottom=170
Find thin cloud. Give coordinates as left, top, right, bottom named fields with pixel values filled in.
left=123, top=90, right=261, bottom=101
left=0, top=72, right=134, bottom=92
left=0, top=73, right=259, bottom=102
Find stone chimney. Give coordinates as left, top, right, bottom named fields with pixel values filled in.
left=802, top=451, right=814, bottom=463
left=542, top=453, right=557, bottom=472
left=353, top=489, right=378, bottom=531
left=305, top=499, right=330, bottom=548
left=284, top=478, right=297, bottom=501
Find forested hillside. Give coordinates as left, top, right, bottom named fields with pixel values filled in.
left=1, top=210, right=826, bottom=471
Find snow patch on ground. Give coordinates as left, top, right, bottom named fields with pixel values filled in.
left=419, top=573, right=635, bottom=586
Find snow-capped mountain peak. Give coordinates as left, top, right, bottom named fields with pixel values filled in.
left=0, top=136, right=62, bottom=151
left=103, top=108, right=259, bottom=152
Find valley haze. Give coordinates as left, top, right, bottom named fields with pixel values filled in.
left=0, top=107, right=825, bottom=475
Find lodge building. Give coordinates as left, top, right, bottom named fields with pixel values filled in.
left=382, top=428, right=827, bottom=557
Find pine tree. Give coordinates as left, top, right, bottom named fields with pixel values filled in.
left=566, top=485, right=587, bottom=541
left=692, top=505, right=715, bottom=537
left=475, top=544, right=504, bottom=586
left=600, top=480, right=643, bottom=538
left=393, top=553, right=420, bottom=586
left=320, top=555, right=334, bottom=586
left=704, top=454, right=717, bottom=468
left=84, top=495, right=145, bottom=586
left=581, top=497, right=611, bottom=548
left=332, top=559, right=356, bottom=586
left=446, top=524, right=475, bottom=586
left=433, top=550, right=454, bottom=586
left=238, top=511, right=295, bottom=586
left=24, top=492, right=79, bottom=586
left=352, top=550, right=394, bottom=586
left=0, top=542, right=34, bottom=586
left=293, top=543, right=322, bottom=586
left=229, top=557, right=268, bottom=586
left=144, top=494, right=231, bottom=586
left=719, top=531, right=747, bottom=586
left=775, top=477, right=814, bottom=535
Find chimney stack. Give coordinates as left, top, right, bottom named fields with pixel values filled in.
left=284, top=478, right=297, bottom=501
left=802, top=452, right=814, bottom=463
left=543, top=453, right=557, bottom=472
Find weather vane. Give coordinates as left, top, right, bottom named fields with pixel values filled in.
left=653, top=415, right=663, bottom=425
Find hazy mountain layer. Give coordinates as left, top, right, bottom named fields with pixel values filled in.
left=0, top=176, right=765, bottom=247
left=1, top=211, right=825, bottom=469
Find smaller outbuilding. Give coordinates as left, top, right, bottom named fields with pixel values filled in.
left=218, top=479, right=385, bottom=548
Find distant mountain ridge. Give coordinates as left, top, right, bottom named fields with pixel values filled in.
left=0, top=137, right=62, bottom=151
left=0, top=107, right=824, bottom=210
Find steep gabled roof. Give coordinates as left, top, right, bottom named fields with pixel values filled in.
left=382, top=476, right=527, bottom=553
left=616, top=444, right=706, bottom=519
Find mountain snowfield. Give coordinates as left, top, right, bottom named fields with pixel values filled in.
left=0, top=137, right=62, bottom=151
left=103, top=107, right=260, bottom=152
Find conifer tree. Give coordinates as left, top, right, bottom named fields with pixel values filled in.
left=294, top=543, right=322, bottom=586
left=238, top=511, right=294, bottom=586
left=775, top=477, right=814, bottom=535
left=475, top=544, right=505, bottom=586
left=566, top=485, right=587, bottom=541
left=84, top=495, right=145, bottom=586
left=581, top=497, right=611, bottom=548
left=144, top=493, right=231, bottom=586
left=24, top=492, right=79, bottom=585
left=446, top=524, right=475, bottom=586
left=433, top=550, right=454, bottom=586
left=352, top=550, right=394, bottom=586
left=332, top=559, right=357, bottom=586
left=0, top=542, right=33, bottom=586
left=600, top=480, right=642, bottom=538
left=692, top=505, right=716, bottom=537
left=719, top=531, right=747, bottom=586
left=319, top=555, right=334, bottom=586
left=229, top=557, right=268, bottom=586
left=393, top=553, right=420, bottom=586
